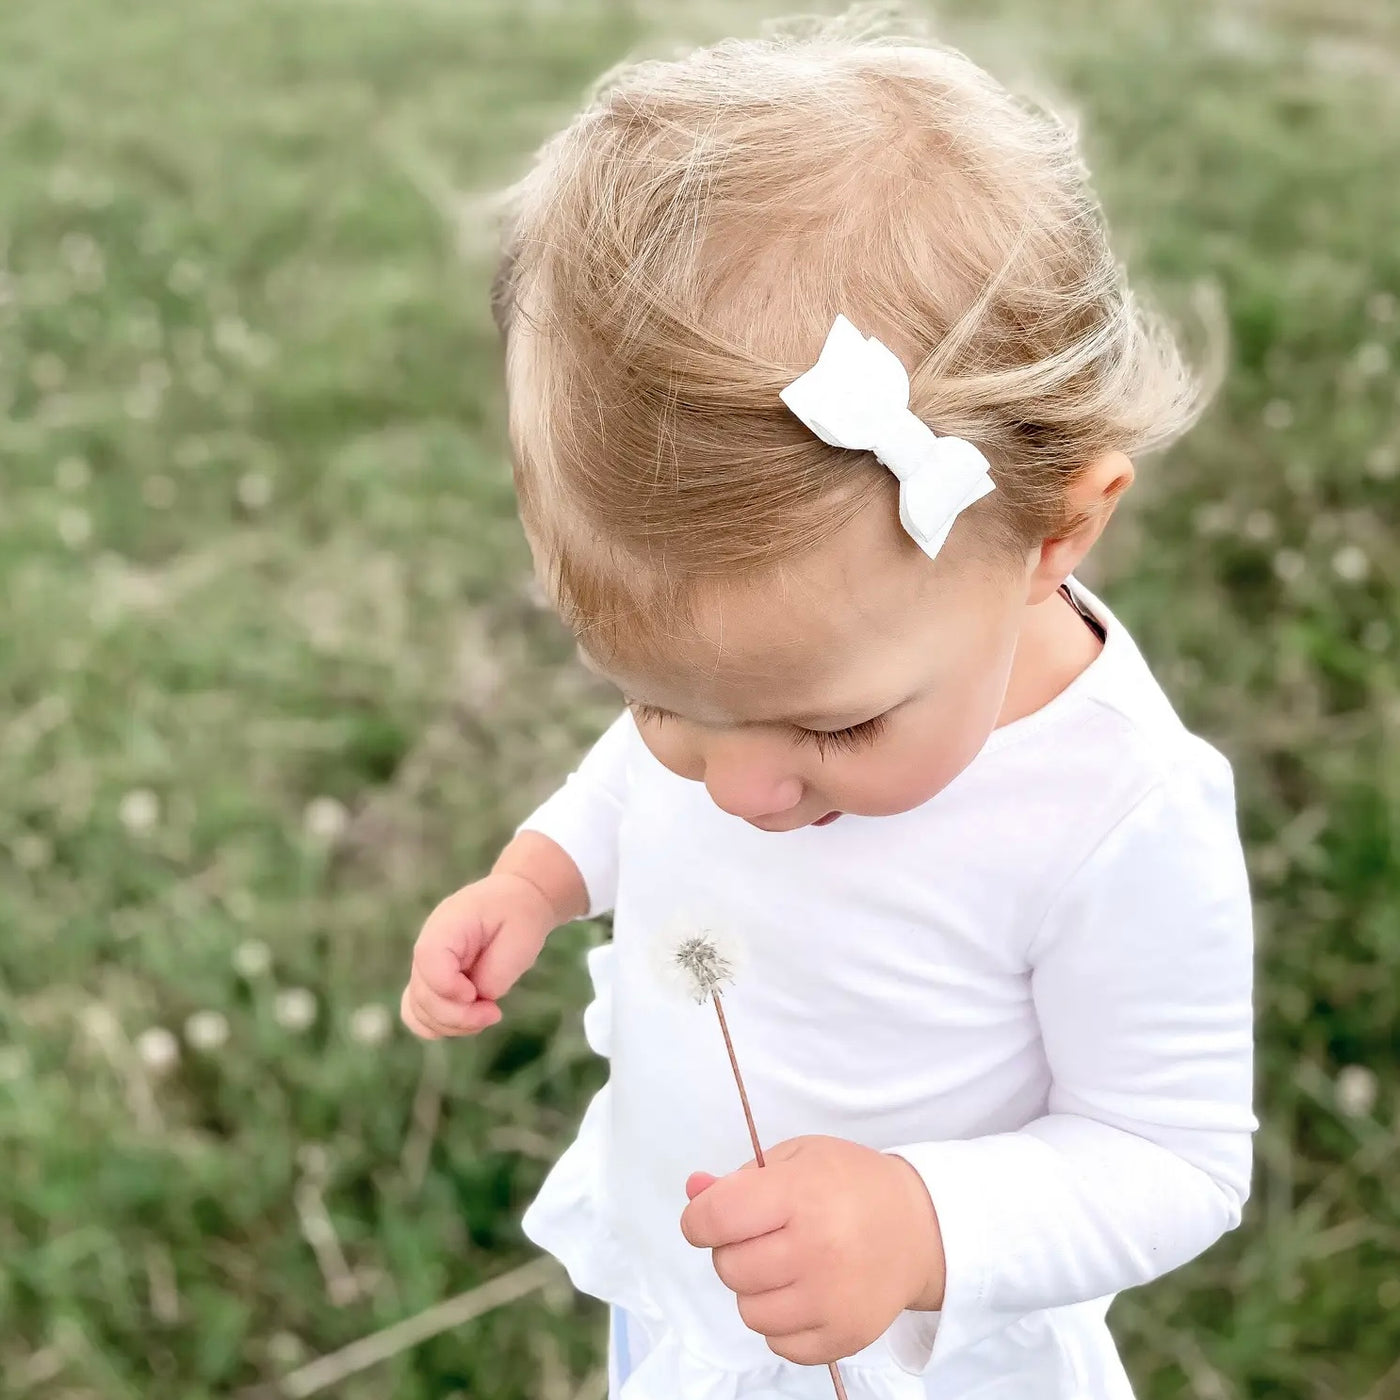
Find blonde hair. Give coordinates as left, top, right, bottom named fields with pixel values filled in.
left=491, top=8, right=1204, bottom=663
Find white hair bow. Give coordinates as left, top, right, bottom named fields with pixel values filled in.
left=779, top=314, right=995, bottom=560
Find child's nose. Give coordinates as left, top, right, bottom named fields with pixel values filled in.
left=702, top=743, right=804, bottom=821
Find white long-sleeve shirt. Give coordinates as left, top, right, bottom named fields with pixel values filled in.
left=518, top=579, right=1257, bottom=1400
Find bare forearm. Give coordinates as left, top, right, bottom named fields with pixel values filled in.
left=491, top=830, right=590, bottom=927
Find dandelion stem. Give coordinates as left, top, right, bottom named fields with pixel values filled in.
left=710, top=992, right=764, bottom=1168
left=708, top=991, right=848, bottom=1400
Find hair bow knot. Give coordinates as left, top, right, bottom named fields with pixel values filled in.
left=779, top=314, right=995, bottom=560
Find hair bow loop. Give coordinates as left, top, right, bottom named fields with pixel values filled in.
left=779, top=314, right=995, bottom=560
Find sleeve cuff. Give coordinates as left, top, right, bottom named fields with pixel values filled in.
left=512, top=711, right=637, bottom=920
left=516, top=788, right=620, bottom=919
left=883, top=1136, right=1032, bottom=1372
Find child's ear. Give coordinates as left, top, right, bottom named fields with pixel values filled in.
left=1025, top=452, right=1134, bottom=604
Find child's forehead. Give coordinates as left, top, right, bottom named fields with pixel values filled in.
left=585, top=508, right=993, bottom=723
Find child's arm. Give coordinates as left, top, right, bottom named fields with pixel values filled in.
left=401, top=711, right=635, bottom=1038
left=681, top=749, right=1255, bottom=1372
left=881, top=751, right=1255, bottom=1370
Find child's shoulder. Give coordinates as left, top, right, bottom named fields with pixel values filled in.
left=1015, top=581, right=1242, bottom=865
left=1068, top=582, right=1234, bottom=791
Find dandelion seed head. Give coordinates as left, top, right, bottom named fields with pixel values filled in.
left=1355, top=342, right=1390, bottom=378
left=1243, top=509, right=1275, bottom=541
left=296, top=1142, right=330, bottom=1180
left=266, top=1332, right=306, bottom=1368
left=55, top=456, right=90, bottom=492
left=349, top=1002, right=391, bottom=1046
left=1367, top=291, right=1397, bottom=324
left=184, top=1009, right=230, bottom=1052
left=57, top=507, right=92, bottom=549
left=118, top=788, right=160, bottom=834
left=650, top=916, right=747, bottom=1005
left=303, top=795, right=349, bottom=844
left=136, top=1025, right=180, bottom=1074
left=236, top=471, right=273, bottom=511
left=1332, top=544, right=1369, bottom=582
left=1361, top=619, right=1391, bottom=654
left=274, top=987, right=317, bottom=1032
left=1365, top=444, right=1398, bottom=480
left=232, top=938, right=272, bottom=978
left=1335, top=1063, right=1378, bottom=1117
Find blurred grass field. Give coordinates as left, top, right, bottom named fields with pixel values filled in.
left=1, top=0, right=1398, bottom=1396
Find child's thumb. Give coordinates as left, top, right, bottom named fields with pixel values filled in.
left=685, top=1171, right=719, bottom=1200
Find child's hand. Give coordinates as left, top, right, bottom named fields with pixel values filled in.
left=679, top=1135, right=946, bottom=1366
left=400, top=873, right=557, bottom=1038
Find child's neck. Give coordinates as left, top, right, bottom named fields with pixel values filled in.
left=996, top=586, right=1104, bottom=729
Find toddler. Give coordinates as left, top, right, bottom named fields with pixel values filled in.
left=402, top=13, right=1256, bottom=1398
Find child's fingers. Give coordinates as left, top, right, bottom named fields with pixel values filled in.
left=470, top=921, right=547, bottom=1002
left=713, top=1230, right=802, bottom=1296
left=400, top=986, right=442, bottom=1040
left=680, top=1168, right=792, bottom=1249
left=735, top=1282, right=810, bottom=1340
left=413, top=935, right=479, bottom=1001
left=685, top=1172, right=719, bottom=1200
left=409, top=980, right=496, bottom=1036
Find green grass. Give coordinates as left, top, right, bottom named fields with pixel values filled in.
left=1, top=1, right=1397, bottom=1396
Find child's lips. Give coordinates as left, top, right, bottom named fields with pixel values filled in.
left=812, top=810, right=843, bottom=826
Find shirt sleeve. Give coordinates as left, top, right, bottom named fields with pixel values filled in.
left=515, top=710, right=637, bottom=918
left=883, top=748, right=1257, bottom=1372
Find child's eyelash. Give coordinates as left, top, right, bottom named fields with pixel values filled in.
left=792, top=712, right=890, bottom=757
left=628, top=701, right=889, bottom=757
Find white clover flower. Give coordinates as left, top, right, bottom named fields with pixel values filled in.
left=184, top=1009, right=230, bottom=1052
left=1335, top=1064, right=1378, bottom=1118
left=136, top=1026, right=180, bottom=1075
left=274, top=987, right=318, bottom=1032
left=1273, top=549, right=1305, bottom=583
left=349, top=1003, right=391, bottom=1046
left=302, top=796, right=349, bottom=844
left=1331, top=544, right=1370, bottom=582
left=649, top=914, right=748, bottom=1005
left=1261, top=399, right=1294, bottom=430
left=232, top=939, right=272, bottom=978
left=118, top=788, right=160, bottom=835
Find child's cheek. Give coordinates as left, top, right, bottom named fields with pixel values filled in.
left=635, top=720, right=705, bottom=784
left=843, top=711, right=993, bottom=814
